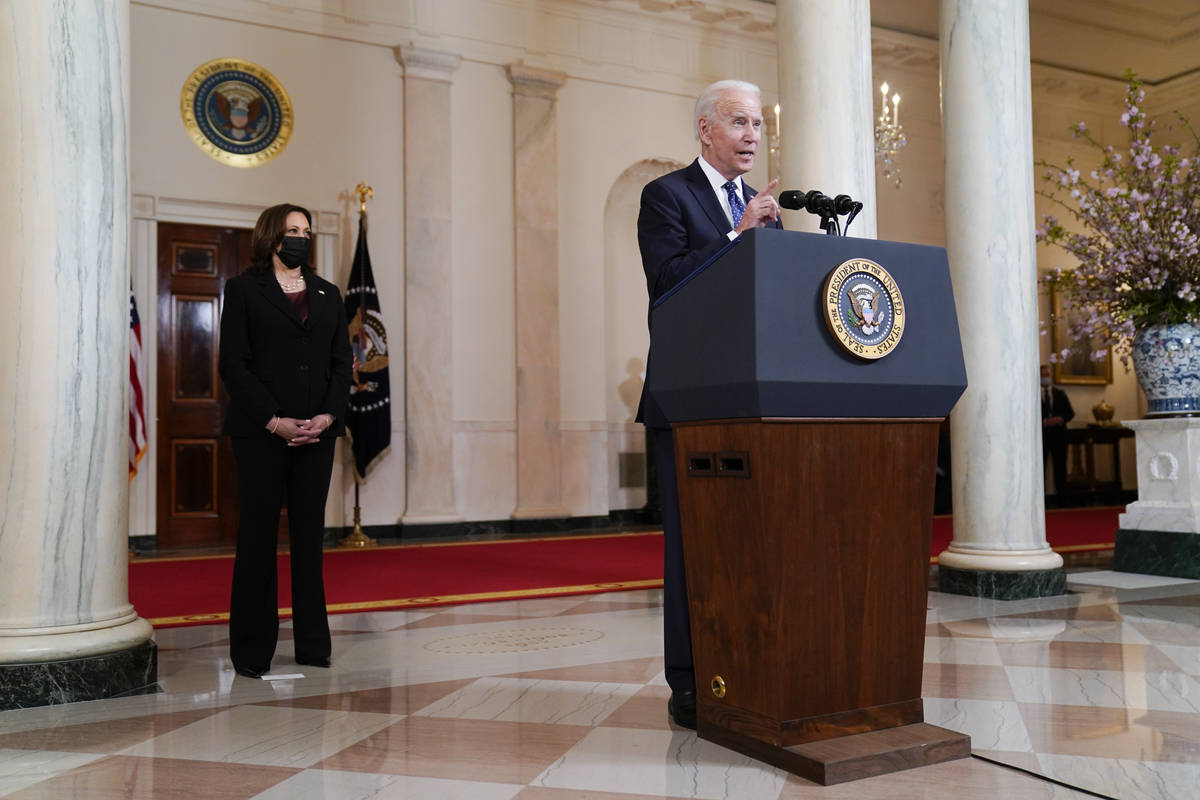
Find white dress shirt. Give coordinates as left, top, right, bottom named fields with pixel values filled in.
left=696, top=155, right=743, bottom=241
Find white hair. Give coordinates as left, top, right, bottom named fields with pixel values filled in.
left=694, top=80, right=761, bottom=140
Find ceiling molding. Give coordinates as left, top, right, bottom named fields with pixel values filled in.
left=871, top=28, right=938, bottom=72
left=134, top=0, right=1200, bottom=97
left=1030, top=0, right=1200, bottom=45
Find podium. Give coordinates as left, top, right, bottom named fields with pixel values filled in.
left=648, top=228, right=971, bottom=785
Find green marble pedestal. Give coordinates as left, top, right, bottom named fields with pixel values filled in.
left=0, top=641, right=158, bottom=711
left=937, top=566, right=1067, bottom=600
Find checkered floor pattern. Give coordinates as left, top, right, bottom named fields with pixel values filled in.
left=0, top=571, right=1196, bottom=799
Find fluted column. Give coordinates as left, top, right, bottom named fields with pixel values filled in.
left=396, top=45, right=462, bottom=525
left=508, top=63, right=570, bottom=520
left=775, top=0, right=877, bottom=238
left=938, top=0, right=1064, bottom=597
left=0, top=0, right=155, bottom=709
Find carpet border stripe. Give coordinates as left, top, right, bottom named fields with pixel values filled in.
left=131, top=530, right=662, bottom=564
left=145, top=578, right=665, bottom=628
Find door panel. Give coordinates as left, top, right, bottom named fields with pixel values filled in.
left=173, top=295, right=220, bottom=401
left=156, top=223, right=250, bottom=548
left=171, top=439, right=218, bottom=515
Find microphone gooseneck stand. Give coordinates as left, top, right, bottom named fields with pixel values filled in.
left=778, top=189, right=864, bottom=236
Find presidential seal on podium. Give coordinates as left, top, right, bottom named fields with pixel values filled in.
left=180, top=58, right=293, bottom=168
left=823, top=258, right=906, bottom=360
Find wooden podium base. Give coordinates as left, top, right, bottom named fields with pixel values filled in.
left=700, top=720, right=971, bottom=786
left=674, top=419, right=972, bottom=784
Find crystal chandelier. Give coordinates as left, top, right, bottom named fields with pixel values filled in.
left=875, top=82, right=906, bottom=188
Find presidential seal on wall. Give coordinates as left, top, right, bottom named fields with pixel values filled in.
left=180, top=58, right=293, bottom=168
left=823, top=258, right=906, bottom=360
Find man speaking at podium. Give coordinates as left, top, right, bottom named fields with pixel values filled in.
left=637, top=79, right=782, bottom=729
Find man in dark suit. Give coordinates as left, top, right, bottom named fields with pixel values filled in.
left=1041, top=363, right=1075, bottom=496
left=637, top=79, right=782, bottom=729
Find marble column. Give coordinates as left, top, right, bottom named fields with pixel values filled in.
left=0, top=0, right=155, bottom=709
left=938, top=0, right=1064, bottom=598
left=508, top=63, right=570, bottom=520
left=395, top=46, right=463, bottom=525
left=775, top=0, right=878, bottom=238
left=1114, top=418, right=1200, bottom=579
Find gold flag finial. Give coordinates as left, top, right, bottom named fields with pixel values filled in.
left=354, top=182, right=374, bottom=215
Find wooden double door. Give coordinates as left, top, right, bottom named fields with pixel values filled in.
left=156, top=221, right=249, bottom=549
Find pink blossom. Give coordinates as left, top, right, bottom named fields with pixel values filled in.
left=1036, top=72, right=1199, bottom=366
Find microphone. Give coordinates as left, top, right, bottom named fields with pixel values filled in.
left=779, top=189, right=834, bottom=215
left=781, top=189, right=864, bottom=235
left=831, top=194, right=858, bottom=215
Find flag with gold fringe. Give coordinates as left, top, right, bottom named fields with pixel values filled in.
left=344, top=216, right=391, bottom=480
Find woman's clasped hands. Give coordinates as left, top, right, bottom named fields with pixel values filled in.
left=268, top=415, right=333, bottom=447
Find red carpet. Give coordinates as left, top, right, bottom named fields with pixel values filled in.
left=929, top=506, right=1121, bottom=562
left=130, top=531, right=665, bottom=628
left=131, top=508, right=1122, bottom=628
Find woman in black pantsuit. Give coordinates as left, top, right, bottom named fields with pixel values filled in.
left=218, top=203, right=352, bottom=678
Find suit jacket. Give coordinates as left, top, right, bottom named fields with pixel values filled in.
left=636, top=158, right=783, bottom=428
left=218, top=267, right=353, bottom=439
left=1041, top=386, right=1075, bottom=426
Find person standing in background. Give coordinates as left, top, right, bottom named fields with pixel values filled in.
left=218, top=203, right=353, bottom=678
left=1041, top=363, right=1075, bottom=497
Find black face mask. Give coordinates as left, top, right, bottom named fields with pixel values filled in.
left=277, top=236, right=311, bottom=268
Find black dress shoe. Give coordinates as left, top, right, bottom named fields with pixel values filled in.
left=296, top=656, right=331, bottom=668
left=667, top=690, right=696, bottom=729
left=234, top=665, right=266, bottom=679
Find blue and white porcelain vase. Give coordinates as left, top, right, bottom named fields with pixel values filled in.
left=1131, top=322, right=1200, bottom=416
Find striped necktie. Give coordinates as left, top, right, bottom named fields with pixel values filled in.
left=723, top=181, right=745, bottom=230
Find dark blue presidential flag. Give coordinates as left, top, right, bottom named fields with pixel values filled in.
left=344, top=216, right=391, bottom=480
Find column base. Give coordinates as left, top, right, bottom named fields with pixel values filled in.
left=1113, top=528, right=1200, bottom=580
left=938, top=565, right=1066, bottom=599
left=0, top=640, right=158, bottom=711
left=400, top=512, right=464, bottom=525
left=510, top=505, right=571, bottom=521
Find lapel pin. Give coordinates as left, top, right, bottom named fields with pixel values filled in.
left=318, top=289, right=325, bottom=295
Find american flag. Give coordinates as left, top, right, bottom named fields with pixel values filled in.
left=129, top=289, right=148, bottom=478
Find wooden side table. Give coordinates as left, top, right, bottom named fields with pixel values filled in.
left=1065, top=424, right=1134, bottom=492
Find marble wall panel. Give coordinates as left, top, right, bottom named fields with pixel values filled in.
left=515, top=229, right=561, bottom=370
left=514, top=98, right=560, bottom=227
left=403, top=216, right=456, bottom=519
left=403, top=90, right=453, bottom=218
left=451, top=61, right=515, bottom=424
left=560, top=424, right=610, bottom=517
left=334, top=424, right=407, bottom=527
left=453, top=426, right=517, bottom=521
left=510, top=64, right=567, bottom=519
left=400, top=47, right=460, bottom=523
left=514, top=366, right=565, bottom=516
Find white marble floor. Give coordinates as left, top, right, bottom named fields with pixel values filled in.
left=0, top=571, right=1196, bottom=799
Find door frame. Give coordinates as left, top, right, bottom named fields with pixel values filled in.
left=130, top=195, right=342, bottom=543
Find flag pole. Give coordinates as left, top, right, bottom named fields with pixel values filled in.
left=340, top=182, right=377, bottom=549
